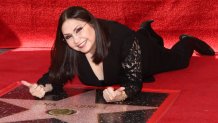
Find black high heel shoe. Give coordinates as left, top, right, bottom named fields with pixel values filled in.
left=140, top=20, right=164, bottom=46
left=180, top=34, right=215, bottom=56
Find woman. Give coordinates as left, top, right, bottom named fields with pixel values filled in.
left=21, top=6, right=215, bottom=102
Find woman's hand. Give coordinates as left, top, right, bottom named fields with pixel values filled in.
left=21, top=80, right=53, bottom=98
left=103, top=87, right=127, bottom=102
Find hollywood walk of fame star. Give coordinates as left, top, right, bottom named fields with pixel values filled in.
left=0, top=90, right=158, bottom=123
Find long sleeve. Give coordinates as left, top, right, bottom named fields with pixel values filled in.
left=120, top=37, right=143, bottom=99
left=37, top=72, right=65, bottom=93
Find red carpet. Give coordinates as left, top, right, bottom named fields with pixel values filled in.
left=145, top=55, right=218, bottom=123
left=0, top=0, right=218, bottom=122
left=1, top=49, right=218, bottom=122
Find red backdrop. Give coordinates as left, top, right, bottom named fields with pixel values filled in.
left=0, top=0, right=217, bottom=50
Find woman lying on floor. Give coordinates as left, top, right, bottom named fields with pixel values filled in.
left=21, top=6, right=215, bottom=102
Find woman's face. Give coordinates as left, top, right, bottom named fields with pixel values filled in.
left=62, top=19, right=96, bottom=55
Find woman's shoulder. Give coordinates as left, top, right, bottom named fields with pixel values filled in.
left=97, top=18, right=125, bottom=26
left=98, top=18, right=133, bottom=31
left=97, top=18, right=135, bottom=39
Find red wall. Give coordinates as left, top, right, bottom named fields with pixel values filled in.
left=0, top=0, right=217, bottom=50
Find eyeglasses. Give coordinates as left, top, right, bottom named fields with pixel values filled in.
left=62, top=22, right=87, bottom=43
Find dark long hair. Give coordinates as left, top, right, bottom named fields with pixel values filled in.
left=49, top=6, right=110, bottom=84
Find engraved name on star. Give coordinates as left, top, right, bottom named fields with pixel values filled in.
left=0, top=90, right=157, bottom=123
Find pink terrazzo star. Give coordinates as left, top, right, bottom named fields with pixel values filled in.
left=0, top=90, right=157, bottom=123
